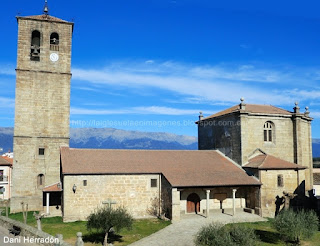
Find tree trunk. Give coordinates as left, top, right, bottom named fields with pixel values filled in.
left=103, top=231, right=109, bottom=246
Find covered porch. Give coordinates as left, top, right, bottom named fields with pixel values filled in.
left=171, top=186, right=260, bottom=222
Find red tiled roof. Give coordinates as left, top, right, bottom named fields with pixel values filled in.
left=43, top=183, right=62, bottom=192
left=244, top=154, right=306, bottom=170
left=17, top=14, right=72, bottom=24
left=202, top=104, right=292, bottom=121
left=0, top=156, right=12, bottom=166
left=61, top=147, right=261, bottom=188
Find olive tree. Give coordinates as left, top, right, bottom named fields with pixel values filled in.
left=273, top=209, right=319, bottom=245
left=87, top=206, right=133, bottom=246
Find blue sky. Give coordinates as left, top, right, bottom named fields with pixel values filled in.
left=1, top=0, right=320, bottom=137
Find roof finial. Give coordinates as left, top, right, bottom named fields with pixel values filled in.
left=43, top=0, right=49, bottom=15
left=293, top=101, right=300, bottom=113
left=199, top=111, right=204, bottom=121
left=240, top=97, right=246, bottom=110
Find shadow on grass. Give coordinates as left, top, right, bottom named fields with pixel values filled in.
left=83, top=231, right=123, bottom=244
left=255, top=229, right=281, bottom=244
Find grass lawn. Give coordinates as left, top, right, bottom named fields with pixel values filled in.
left=5, top=210, right=171, bottom=245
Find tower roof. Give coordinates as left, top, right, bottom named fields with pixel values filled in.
left=16, top=14, right=72, bottom=24
left=200, top=104, right=293, bottom=121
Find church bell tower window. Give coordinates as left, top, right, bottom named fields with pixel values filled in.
left=30, top=30, right=41, bottom=61
left=50, top=32, right=59, bottom=51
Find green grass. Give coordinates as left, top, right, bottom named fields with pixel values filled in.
left=4, top=210, right=170, bottom=245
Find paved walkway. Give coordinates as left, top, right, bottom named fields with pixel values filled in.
left=129, top=210, right=267, bottom=246
left=0, top=225, right=40, bottom=246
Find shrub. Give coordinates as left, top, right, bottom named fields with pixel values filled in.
left=195, top=223, right=233, bottom=246
left=273, top=209, right=319, bottom=244
left=194, top=223, right=258, bottom=246
left=228, top=224, right=258, bottom=246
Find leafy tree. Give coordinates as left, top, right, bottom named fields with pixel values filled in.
left=273, top=209, right=319, bottom=245
left=87, top=206, right=133, bottom=246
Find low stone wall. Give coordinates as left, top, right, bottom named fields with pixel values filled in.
left=0, top=215, right=71, bottom=246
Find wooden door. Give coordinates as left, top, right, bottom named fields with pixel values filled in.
left=187, top=193, right=200, bottom=213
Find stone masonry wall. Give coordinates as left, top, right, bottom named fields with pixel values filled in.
left=260, top=169, right=306, bottom=217
left=198, top=114, right=242, bottom=164
left=16, top=18, right=73, bottom=74
left=295, top=118, right=313, bottom=190
left=63, top=174, right=161, bottom=222
left=240, top=115, right=295, bottom=165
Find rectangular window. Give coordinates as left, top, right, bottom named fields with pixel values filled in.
left=264, top=130, right=268, bottom=141
left=83, top=180, right=87, bottom=186
left=39, top=148, right=45, bottom=156
left=151, top=179, right=157, bottom=188
left=277, top=175, right=284, bottom=187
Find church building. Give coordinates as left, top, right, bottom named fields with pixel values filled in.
left=11, top=4, right=313, bottom=221
left=197, top=99, right=313, bottom=217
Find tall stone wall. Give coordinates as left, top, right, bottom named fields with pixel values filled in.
left=240, top=115, right=295, bottom=165
left=63, top=174, right=162, bottom=222
left=12, top=17, right=72, bottom=213
left=293, top=117, right=313, bottom=190
left=198, top=114, right=242, bottom=164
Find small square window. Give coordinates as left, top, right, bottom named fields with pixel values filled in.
left=151, top=179, right=157, bottom=188
left=39, top=148, right=45, bottom=156
left=83, top=180, right=87, bottom=186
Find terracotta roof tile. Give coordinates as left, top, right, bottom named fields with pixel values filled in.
left=244, top=154, right=306, bottom=170
left=0, top=156, right=12, bottom=166
left=17, top=15, right=72, bottom=24
left=202, top=104, right=292, bottom=121
left=61, top=147, right=261, bottom=188
left=43, top=183, right=62, bottom=192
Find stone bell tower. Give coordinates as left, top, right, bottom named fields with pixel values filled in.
left=11, top=2, right=73, bottom=212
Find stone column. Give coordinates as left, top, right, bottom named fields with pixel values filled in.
left=171, top=188, right=180, bottom=222
left=232, top=189, right=237, bottom=216
left=46, top=193, right=50, bottom=214
left=206, top=190, right=210, bottom=218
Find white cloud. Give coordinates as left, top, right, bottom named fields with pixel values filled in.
left=72, top=62, right=303, bottom=105
left=71, top=106, right=202, bottom=116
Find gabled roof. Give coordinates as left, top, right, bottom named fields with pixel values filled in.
left=202, top=104, right=293, bottom=121
left=61, top=147, right=261, bottom=188
left=0, top=156, right=13, bottom=166
left=244, top=153, right=306, bottom=170
left=17, top=14, right=72, bottom=24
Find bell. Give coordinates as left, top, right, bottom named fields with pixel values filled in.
left=31, top=46, right=39, bottom=57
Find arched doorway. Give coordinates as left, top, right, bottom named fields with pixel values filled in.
left=187, top=193, right=201, bottom=213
